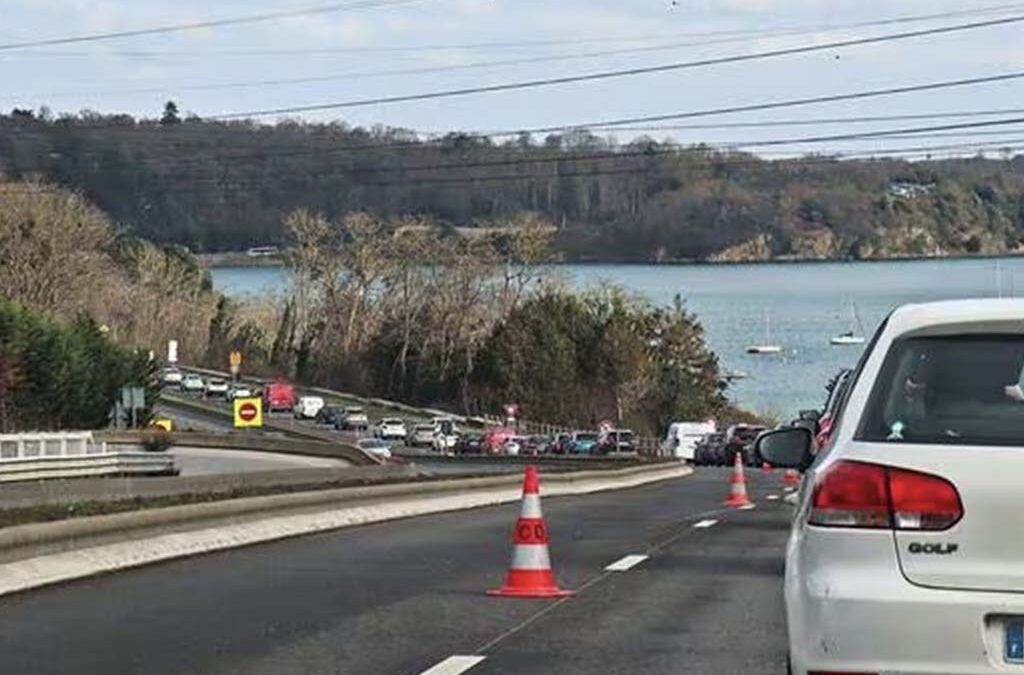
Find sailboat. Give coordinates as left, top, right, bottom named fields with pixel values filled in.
left=746, top=309, right=782, bottom=354
left=831, top=301, right=866, bottom=346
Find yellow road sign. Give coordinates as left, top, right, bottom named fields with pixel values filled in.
left=229, top=350, right=243, bottom=367
left=233, top=397, right=263, bottom=428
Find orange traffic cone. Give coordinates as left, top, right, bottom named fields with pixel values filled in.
left=488, top=466, right=573, bottom=599
left=783, top=468, right=801, bottom=487
left=761, top=461, right=774, bottom=473
left=725, top=453, right=753, bottom=508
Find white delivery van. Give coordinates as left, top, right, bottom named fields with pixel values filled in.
left=664, top=420, right=717, bottom=461
left=293, top=395, right=326, bottom=420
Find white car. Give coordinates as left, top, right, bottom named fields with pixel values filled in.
left=408, top=423, right=435, bottom=447
left=758, top=299, right=1024, bottom=675
left=293, top=395, right=325, bottom=420
left=204, top=379, right=229, bottom=398
left=161, top=367, right=183, bottom=386
left=227, top=384, right=254, bottom=401
left=180, top=373, right=204, bottom=394
left=356, top=438, right=392, bottom=461
left=502, top=438, right=521, bottom=456
left=376, top=418, right=407, bottom=440
left=338, top=407, right=369, bottom=431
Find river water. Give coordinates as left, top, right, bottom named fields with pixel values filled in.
left=211, top=257, right=1024, bottom=417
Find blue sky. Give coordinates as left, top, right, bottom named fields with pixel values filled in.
left=2, top=0, right=1023, bottom=155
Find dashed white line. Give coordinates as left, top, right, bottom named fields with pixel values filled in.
left=692, top=519, right=719, bottom=529
left=766, top=494, right=780, bottom=501
left=739, top=503, right=757, bottom=511
left=417, top=656, right=486, bottom=675
left=605, top=554, right=649, bottom=572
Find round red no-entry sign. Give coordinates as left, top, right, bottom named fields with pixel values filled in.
left=238, top=402, right=258, bottom=422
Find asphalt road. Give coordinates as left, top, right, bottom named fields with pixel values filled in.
left=0, top=467, right=792, bottom=675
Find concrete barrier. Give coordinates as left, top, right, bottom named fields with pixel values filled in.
left=0, top=463, right=420, bottom=511
left=96, top=428, right=377, bottom=466
left=0, top=462, right=691, bottom=597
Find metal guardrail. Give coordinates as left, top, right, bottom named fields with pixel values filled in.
left=0, top=432, right=177, bottom=482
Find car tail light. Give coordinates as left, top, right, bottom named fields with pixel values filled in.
left=809, top=461, right=962, bottom=531
left=810, top=461, right=891, bottom=528
left=888, top=467, right=963, bottom=530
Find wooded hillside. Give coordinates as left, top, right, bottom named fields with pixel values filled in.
left=2, top=107, right=1023, bottom=261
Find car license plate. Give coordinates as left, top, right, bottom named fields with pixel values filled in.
left=1007, top=622, right=1024, bottom=663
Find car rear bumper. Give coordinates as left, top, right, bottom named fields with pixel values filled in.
left=789, top=528, right=1024, bottom=675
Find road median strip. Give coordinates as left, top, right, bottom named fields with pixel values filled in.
left=0, top=462, right=691, bottom=598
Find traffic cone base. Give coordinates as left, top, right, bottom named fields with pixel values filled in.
left=489, top=466, right=573, bottom=599
left=488, top=569, right=573, bottom=598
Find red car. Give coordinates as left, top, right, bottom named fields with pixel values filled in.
left=482, top=426, right=516, bottom=454
left=262, top=381, right=296, bottom=413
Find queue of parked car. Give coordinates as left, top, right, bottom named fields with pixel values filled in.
left=160, top=367, right=642, bottom=458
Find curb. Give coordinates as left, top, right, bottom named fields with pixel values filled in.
left=0, top=463, right=691, bottom=597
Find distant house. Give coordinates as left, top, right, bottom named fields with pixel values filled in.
left=246, top=246, right=280, bottom=258
left=888, top=181, right=935, bottom=199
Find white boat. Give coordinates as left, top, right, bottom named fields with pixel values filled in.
left=830, top=300, right=866, bottom=346
left=746, top=309, right=782, bottom=355
left=746, top=344, right=782, bottom=355
left=830, top=332, right=865, bottom=346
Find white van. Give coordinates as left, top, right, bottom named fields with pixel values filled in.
left=663, top=420, right=717, bottom=461
left=293, top=396, right=325, bottom=420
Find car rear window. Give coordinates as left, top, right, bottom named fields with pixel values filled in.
left=858, top=334, right=1024, bottom=446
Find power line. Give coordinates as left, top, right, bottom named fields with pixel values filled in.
left=10, top=70, right=1024, bottom=166
left=6, top=1, right=1024, bottom=57
left=23, top=5, right=1024, bottom=100
left=1, top=37, right=839, bottom=100
left=0, top=0, right=426, bottom=52
left=509, top=71, right=1024, bottom=135
left=210, top=15, right=1024, bottom=118
left=578, top=108, right=1024, bottom=132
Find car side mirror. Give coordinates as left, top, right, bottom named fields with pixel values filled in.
left=756, top=427, right=813, bottom=470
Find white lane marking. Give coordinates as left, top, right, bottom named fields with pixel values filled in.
left=692, top=519, right=718, bottom=529
left=739, top=503, right=757, bottom=511
left=418, top=656, right=486, bottom=675
left=605, top=554, right=649, bottom=572
left=766, top=494, right=780, bottom=501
